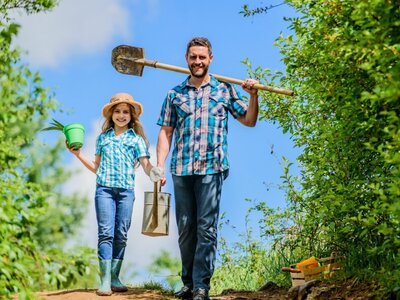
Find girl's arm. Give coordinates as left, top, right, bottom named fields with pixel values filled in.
left=139, top=156, right=153, bottom=177
left=68, top=146, right=100, bottom=174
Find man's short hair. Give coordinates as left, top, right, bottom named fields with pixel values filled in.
left=186, top=37, right=212, bottom=56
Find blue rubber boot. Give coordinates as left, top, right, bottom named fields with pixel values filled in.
left=96, top=260, right=112, bottom=296
left=111, top=259, right=128, bottom=292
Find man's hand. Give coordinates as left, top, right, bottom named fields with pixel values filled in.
left=160, top=175, right=167, bottom=186
left=158, top=166, right=167, bottom=186
left=241, top=78, right=259, bottom=96
left=237, top=78, right=259, bottom=127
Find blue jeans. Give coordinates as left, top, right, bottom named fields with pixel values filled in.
left=172, top=171, right=226, bottom=291
left=94, top=184, right=135, bottom=260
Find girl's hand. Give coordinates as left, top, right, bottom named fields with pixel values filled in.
left=150, top=166, right=163, bottom=182
left=150, top=166, right=167, bottom=186
left=66, top=140, right=80, bottom=156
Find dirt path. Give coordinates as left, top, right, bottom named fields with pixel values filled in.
left=37, top=288, right=175, bottom=300
left=37, top=287, right=287, bottom=300
left=36, top=280, right=388, bottom=300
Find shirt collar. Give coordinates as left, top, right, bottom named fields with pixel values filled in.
left=182, top=74, right=218, bottom=89
left=105, top=127, right=136, bottom=136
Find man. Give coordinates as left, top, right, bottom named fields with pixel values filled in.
left=156, top=37, right=259, bottom=300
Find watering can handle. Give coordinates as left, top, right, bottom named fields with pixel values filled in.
left=151, top=181, right=160, bottom=228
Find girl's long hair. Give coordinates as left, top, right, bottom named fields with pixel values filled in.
left=102, top=104, right=149, bottom=167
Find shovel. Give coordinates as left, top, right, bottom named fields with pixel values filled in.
left=111, top=45, right=294, bottom=96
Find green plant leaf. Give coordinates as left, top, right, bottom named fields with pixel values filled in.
left=41, top=118, right=65, bottom=131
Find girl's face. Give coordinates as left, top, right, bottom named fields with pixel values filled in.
left=112, top=103, right=131, bottom=131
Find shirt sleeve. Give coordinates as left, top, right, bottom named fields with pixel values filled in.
left=227, top=83, right=247, bottom=119
left=134, top=136, right=150, bottom=159
left=157, top=92, right=177, bottom=127
left=95, top=134, right=102, bottom=155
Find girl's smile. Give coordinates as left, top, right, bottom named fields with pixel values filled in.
left=112, top=103, right=131, bottom=133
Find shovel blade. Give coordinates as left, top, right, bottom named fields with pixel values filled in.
left=111, top=45, right=145, bottom=76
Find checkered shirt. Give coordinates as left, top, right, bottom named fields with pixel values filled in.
left=157, top=75, right=247, bottom=176
left=95, top=128, right=150, bottom=189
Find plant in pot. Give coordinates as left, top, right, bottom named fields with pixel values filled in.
left=42, top=119, right=85, bottom=150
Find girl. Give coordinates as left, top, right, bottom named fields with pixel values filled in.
left=68, top=92, right=154, bottom=296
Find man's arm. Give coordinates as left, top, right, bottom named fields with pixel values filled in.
left=237, top=79, right=259, bottom=127
left=156, top=125, right=174, bottom=185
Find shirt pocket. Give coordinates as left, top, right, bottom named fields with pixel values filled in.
left=209, top=97, right=227, bottom=120
left=172, top=97, right=193, bottom=119
left=120, top=140, right=136, bottom=166
left=99, top=138, right=112, bottom=155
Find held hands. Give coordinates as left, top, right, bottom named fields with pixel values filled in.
left=150, top=166, right=166, bottom=186
left=241, top=78, right=259, bottom=96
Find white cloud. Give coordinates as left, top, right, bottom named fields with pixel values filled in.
left=12, top=0, right=131, bottom=67
left=63, top=120, right=179, bottom=284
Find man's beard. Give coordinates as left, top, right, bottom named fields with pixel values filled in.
left=189, top=64, right=209, bottom=78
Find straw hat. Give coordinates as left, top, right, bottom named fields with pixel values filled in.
left=102, top=93, right=143, bottom=117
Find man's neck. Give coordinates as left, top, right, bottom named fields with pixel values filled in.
left=189, top=74, right=210, bottom=89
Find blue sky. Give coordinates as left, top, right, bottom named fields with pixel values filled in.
left=14, top=0, right=299, bottom=284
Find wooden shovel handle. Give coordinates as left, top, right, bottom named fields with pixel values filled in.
left=136, top=59, right=294, bottom=96
left=213, top=74, right=294, bottom=96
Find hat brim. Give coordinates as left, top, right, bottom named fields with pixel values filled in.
left=102, top=100, right=143, bottom=118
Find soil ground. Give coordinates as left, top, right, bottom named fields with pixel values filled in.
left=36, top=279, right=392, bottom=300
left=36, top=288, right=284, bottom=300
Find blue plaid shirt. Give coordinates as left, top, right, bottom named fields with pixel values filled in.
left=95, top=128, right=150, bottom=189
left=157, top=75, right=247, bottom=176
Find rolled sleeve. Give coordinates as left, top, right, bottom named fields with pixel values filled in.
left=95, top=135, right=102, bottom=155
left=135, top=136, right=150, bottom=159
left=227, top=84, right=247, bottom=119
left=157, top=93, right=177, bottom=127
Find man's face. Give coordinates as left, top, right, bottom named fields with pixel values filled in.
left=186, top=46, right=213, bottom=78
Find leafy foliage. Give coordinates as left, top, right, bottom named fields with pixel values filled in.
left=212, top=211, right=291, bottom=294
left=0, top=0, right=57, bottom=19
left=241, top=0, right=400, bottom=292
left=0, top=1, right=96, bottom=298
left=240, top=3, right=285, bottom=17
left=147, top=250, right=181, bottom=291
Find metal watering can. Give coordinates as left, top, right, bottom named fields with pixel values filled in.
left=142, top=168, right=170, bottom=236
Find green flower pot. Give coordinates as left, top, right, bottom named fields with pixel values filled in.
left=42, top=119, right=85, bottom=150
left=63, top=123, right=85, bottom=149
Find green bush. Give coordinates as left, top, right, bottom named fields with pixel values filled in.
left=0, top=2, right=96, bottom=298
left=211, top=211, right=292, bottom=294
left=242, top=0, right=400, bottom=292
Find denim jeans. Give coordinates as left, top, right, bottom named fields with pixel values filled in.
left=94, top=184, right=135, bottom=260
left=172, top=171, right=226, bottom=291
